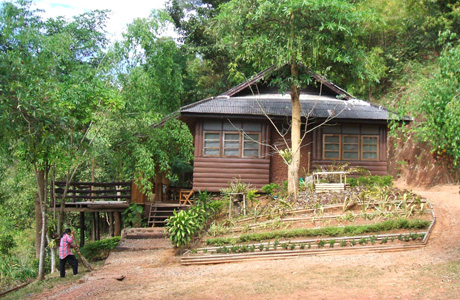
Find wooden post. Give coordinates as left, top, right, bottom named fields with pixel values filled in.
left=95, top=212, right=100, bottom=241
left=91, top=212, right=96, bottom=241
left=108, top=212, right=114, bottom=237
left=114, top=211, right=121, bottom=236
left=79, top=212, right=85, bottom=248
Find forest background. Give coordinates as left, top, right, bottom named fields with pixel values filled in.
left=0, top=0, right=459, bottom=288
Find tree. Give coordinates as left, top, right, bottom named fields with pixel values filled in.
left=95, top=11, right=194, bottom=193
left=0, top=1, right=119, bottom=280
left=212, top=0, right=374, bottom=198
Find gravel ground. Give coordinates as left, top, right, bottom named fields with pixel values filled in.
left=28, top=182, right=460, bottom=300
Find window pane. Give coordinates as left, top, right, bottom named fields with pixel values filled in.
left=325, top=136, right=340, bottom=143
left=363, top=145, right=377, bottom=152
left=203, top=121, right=222, bottom=131
left=343, top=125, right=360, bottom=134
left=244, top=149, right=259, bottom=157
left=242, top=123, right=261, bottom=131
left=223, top=121, right=241, bottom=131
left=344, top=144, right=358, bottom=151
left=343, top=136, right=359, bottom=144
left=244, top=142, right=258, bottom=149
left=363, top=137, right=377, bottom=144
left=245, top=134, right=259, bottom=141
left=205, top=133, right=220, bottom=140
left=325, top=144, right=340, bottom=151
left=225, top=133, right=240, bottom=141
left=343, top=152, right=359, bottom=159
left=224, top=149, right=239, bottom=156
left=204, top=149, right=219, bottom=156
left=325, top=151, right=340, bottom=159
left=225, top=141, right=240, bottom=148
left=205, top=141, right=220, bottom=148
left=363, top=152, right=377, bottom=159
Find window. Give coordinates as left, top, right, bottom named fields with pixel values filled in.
left=243, top=133, right=260, bottom=157
left=323, top=135, right=341, bottom=159
left=322, top=125, right=380, bottom=161
left=223, top=132, right=240, bottom=157
left=203, top=132, right=221, bottom=156
left=203, top=131, right=260, bottom=158
left=342, top=135, right=359, bottom=160
left=203, top=120, right=262, bottom=158
left=361, top=136, right=379, bottom=160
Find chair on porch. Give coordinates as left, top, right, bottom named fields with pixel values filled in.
left=179, top=190, right=194, bottom=205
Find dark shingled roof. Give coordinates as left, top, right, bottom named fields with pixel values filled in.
left=178, top=66, right=409, bottom=122
left=180, top=95, right=402, bottom=121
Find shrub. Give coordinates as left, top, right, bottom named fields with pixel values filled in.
left=166, top=191, right=223, bottom=248
left=122, top=204, right=144, bottom=228
left=261, top=183, right=281, bottom=195
left=349, top=175, right=393, bottom=187
left=80, top=237, right=121, bottom=261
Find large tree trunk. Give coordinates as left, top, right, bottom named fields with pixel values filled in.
left=288, top=64, right=301, bottom=199
left=35, top=166, right=49, bottom=281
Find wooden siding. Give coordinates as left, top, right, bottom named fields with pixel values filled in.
left=193, top=157, right=270, bottom=191
left=192, top=120, right=271, bottom=192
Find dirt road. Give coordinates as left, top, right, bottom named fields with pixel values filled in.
left=29, top=182, right=460, bottom=300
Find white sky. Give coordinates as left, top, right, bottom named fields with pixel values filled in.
left=31, top=0, right=175, bottom=41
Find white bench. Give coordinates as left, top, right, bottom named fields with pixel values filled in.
left=313, top=171, right=348, bottom=193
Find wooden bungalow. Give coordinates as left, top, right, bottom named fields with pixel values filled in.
left=177, top=66, right=408, bottom=192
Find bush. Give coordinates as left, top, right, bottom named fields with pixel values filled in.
left=349, top=175, right=393, bottom=187
left=80, top=237, right=121, bottom=261
left=166, top=191, right=223, bottom=248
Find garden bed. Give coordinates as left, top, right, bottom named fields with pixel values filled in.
left=181, top=186, right=436, bottom=265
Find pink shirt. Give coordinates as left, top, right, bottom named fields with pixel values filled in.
left=59, top=233, right=74, bottom=259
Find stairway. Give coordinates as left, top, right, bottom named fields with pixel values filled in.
left=147, top=203, right=188, bottom=227
left=114, top=227, right=171, bottom=251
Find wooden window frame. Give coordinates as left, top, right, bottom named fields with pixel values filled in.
left=242, top=132, right=261, bottom=158
left=203, top=131, right=221, bottom=157
left=323, top=134, right=341, bottom=160
left=342, top=135, right=360, bottom=161
left=361, top=135, right=379, bottom=161
left=223, top=131, right=241, bottom=157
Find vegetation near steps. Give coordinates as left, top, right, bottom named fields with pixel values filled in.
left=206, top=218, right=430, bottom=246
left=80, top=237, right=121, bottom=262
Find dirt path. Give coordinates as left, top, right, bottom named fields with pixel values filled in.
left=29, top=182, right=460, bottom=300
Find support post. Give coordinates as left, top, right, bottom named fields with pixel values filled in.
left=95, top=212, right=100, bottom=241
left=108, top=212, right=114, bottom=237
left=80, top=212, right=85, bottom=248
left=114, top=212, right=121, bottom=236
left=91, top=212, right=96, bottom=241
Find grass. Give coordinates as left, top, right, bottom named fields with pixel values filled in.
left=3, top=262, right=103, bottom=300
left=206, top=218, right=430, bottom=246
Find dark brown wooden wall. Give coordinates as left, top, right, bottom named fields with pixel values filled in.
left=192, top=120, right=271, bottom=192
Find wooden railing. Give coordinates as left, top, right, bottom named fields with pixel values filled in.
left=50, top=181, right=132, bottom=206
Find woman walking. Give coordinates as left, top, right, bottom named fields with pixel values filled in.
left=59, top=228, right=78, bottom=278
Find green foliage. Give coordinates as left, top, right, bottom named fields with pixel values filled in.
left=80, top=237, right=121, bottom=261
left=261, top=183, right=281, bottom=195
left=166, top=192, right=223, bottom=248
left=348, top=175, right=393, bottom=188
left=409, top=41, right=460, bottom=169
left=122, top=204, right=144, bottom=228
left=0, top=255, right=36, bottom=288
left=213, top=0, right=375, bottom=87
left=206, top=218, right=430, bottom=245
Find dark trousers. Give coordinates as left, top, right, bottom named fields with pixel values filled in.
left=60, top=254, right=78, bottom=277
